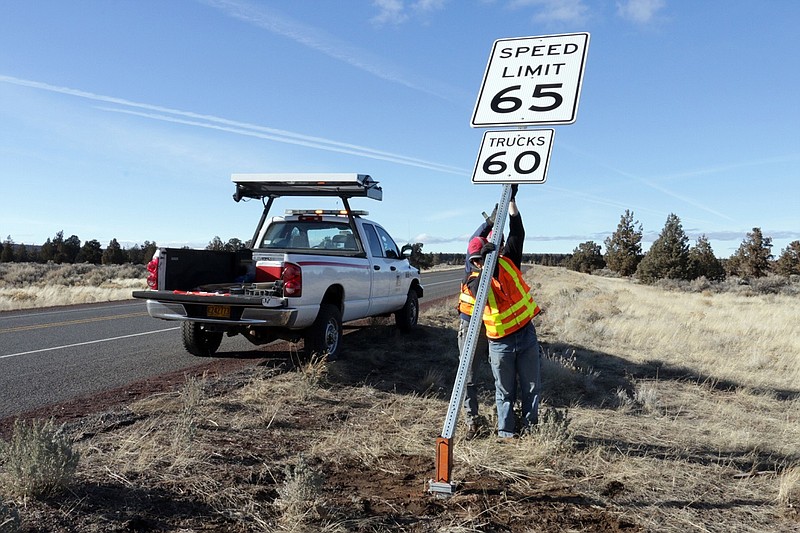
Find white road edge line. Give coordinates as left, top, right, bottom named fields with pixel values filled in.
left=425, top=279, right=461, bottom=287
left=0, top=327, right=180, bottom=360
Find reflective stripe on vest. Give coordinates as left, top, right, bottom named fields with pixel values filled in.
left=457, top=272, right=480, bottom=315
left=483, top=256, right=541, bottom=339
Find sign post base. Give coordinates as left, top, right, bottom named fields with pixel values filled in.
left=427, top=481, right=456, bottom=498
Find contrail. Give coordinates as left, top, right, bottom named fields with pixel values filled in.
left=99, top=106, right=467, bottom=173
left=0, top=74, right=468, bottom=175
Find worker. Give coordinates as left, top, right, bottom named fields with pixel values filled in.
left=462, top=185, right=542, bottom=439
left=456, top=206, right=494, bottom=440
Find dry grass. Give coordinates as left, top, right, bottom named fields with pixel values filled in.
left=1, top=265, right=798, bottom=531
left=0, top=263, right=146, bottom=311
left=534, top=266, right=800, bottom=392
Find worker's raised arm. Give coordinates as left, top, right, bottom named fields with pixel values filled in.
left=502, top=186, right=524, bottom=268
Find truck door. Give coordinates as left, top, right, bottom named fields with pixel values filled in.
left=362, top=223, right=398, bottom=314
left=362, top=223, right=407, bottom=314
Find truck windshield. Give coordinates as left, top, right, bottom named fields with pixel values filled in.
left=259, top=221, right=358, bottom=251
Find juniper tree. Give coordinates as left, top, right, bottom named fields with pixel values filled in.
left=636, top=213, right=690, bottom=283
left=604, top=209, right=643, bottom=276
left=224, top=238, right=247, bottom=252
left=688, top=235, right=725, bottom=281
left=774, top=240, right=800, bottom=277
left=60, top=234, right=82, bottom=264
left=408, top=243, right=431, bottom=270
left=206, top=236, right=225, bottom=251
left=39, top=237, right=55, bottom=263
left=17, top=242, right=29, bottom=263
left=126, top=244, right=144, bottom=264
left=50, top=231, right=67, bottom=263
left=728, top=227, right=772, bottom=278
left=141, top=241, right=158, bottom=263
left=567, top=240, right=605, bottom=273
left=77, top=239, right=103, bottom=264
left=102, top=238, right=127, bottom=265
left=0, top=235, right=14, bottom=263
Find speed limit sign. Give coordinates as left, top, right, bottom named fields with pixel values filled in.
left=471, top=33, right=589, bottom=127
left=472, top=129, right=554, bottom=184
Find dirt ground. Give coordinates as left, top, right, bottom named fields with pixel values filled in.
left=1, top=374, right=640, bottom=532
left=0, top=337, right=647, bottom=533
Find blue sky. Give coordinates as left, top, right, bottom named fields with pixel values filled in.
left=1, top=0, right=798, bottom=257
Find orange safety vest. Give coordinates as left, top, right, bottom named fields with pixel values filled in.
left=482, top=256, right=541, bottom=339
left=457, top=271, right=480, bottom=316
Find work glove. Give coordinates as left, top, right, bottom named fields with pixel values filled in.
left=480, top=241, right=496, bottom=259
left=510, top=183, right=518, bottom=201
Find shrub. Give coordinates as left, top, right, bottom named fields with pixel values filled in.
left=532, top=407, right=573, bottom=454
left=276, top=455, right=324, bottom=526
left=0, top=264, right=48, bottom=288
left=748, top=274, right=793, bottom=295
left=566, top=241, right=605, bottom=273
left=0, top=419, right=80, bottom=500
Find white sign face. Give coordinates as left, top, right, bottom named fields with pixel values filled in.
left=471, top=33, right=590, bottom=127
left=471, top=129, right=554, bottom=184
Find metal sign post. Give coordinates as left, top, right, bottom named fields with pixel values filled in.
left=431, top=31, right=589, bottom=498
left=428, top=183, right=513, bottom=496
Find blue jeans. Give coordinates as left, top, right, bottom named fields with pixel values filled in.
left=488, top=321, right=540, bottom=437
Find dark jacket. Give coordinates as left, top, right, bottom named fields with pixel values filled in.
left=463, top=210, right=525, bottom=304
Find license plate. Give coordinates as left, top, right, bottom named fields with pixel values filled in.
left=207, top=305, right=230, bottom=318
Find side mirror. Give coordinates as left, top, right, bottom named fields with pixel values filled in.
left=401, top=244, right=413, bottom=258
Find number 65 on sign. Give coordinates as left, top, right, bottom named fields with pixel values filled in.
left=471, top=33, right=589, bottom=127
left=471, top=129, right=554, bottom=184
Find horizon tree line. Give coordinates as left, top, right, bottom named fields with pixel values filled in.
left=565, top=209, right=800, bottom=282
left=2, top=221, right=799, bottom=282
left=0, top=232, right=251, bottom=266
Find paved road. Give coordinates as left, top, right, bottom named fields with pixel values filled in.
left=0, top=268, right=463, bottom=419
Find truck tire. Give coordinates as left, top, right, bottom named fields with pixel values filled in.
left=303, top=304, right=343, bottom=361
left=395, top=290, right=419, bottom=332
left=181, top=321, right=223, bottom=357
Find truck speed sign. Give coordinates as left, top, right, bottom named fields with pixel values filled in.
left=471, top=129, right=554, bottom=184
left=471, top=33, right=589, bottom=127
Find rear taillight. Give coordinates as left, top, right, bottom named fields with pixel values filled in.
left=146, top=257, right=159, bottom=289
left=282, top=262, right=302, bottom=297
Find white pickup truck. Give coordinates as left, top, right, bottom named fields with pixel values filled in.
left=132, top=174, right=423, bottom=359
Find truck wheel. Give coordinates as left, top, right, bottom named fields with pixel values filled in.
left=304, top=304, right=343, bottom=361
left=395, top=290, right=419, bottom=332
left=181, top=321, right=223, bottom=357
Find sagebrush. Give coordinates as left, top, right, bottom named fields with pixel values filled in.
left=0, top=419, right=79, bottom=500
